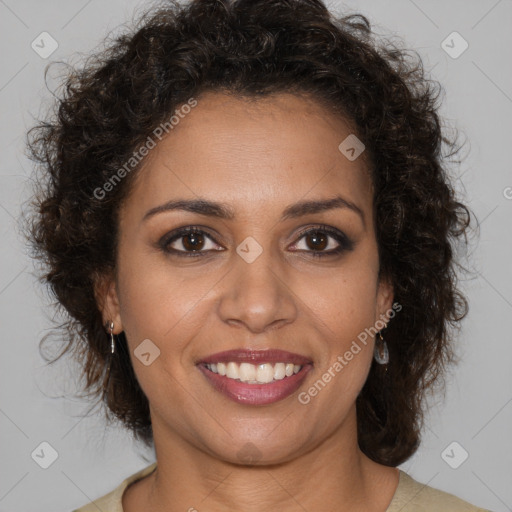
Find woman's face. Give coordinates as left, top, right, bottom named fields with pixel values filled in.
left=99, top=91, right=393, bottom=464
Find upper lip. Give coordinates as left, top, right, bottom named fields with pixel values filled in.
left=196, top=349, right=312, bottom=366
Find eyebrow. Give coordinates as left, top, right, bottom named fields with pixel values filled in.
left=142, top=195, right=365, bottom=226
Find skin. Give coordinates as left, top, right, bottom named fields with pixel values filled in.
left=96, top=91, right=399, bottom=511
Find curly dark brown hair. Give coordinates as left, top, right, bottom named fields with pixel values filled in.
left=23, top=0, right=471, bottom=466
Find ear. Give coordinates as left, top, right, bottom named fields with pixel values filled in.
left=93, top=271, right=123, bottom=334
left=375, top=274, right=394, bottom=327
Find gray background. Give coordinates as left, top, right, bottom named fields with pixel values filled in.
left=0, top=0, right=511, bottom=511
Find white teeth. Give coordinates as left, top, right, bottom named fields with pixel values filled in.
left=226, top=362, right=238, bottom=379
left=274, top=362, right=286, bottom=380
left=257, top=363, right=274, bottom=383
left=217, top=362, right=226, bottom=376
left=204, top=361, right=304, bottom=383
left=239, top=362, right=256, bottom=381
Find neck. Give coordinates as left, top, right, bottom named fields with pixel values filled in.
left=132, top=405, right=399, bottom=512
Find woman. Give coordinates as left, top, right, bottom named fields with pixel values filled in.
left=25, top=0, right=493, bottom=510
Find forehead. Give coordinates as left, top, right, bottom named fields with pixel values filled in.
left=122, top=91, right=373, bottom=221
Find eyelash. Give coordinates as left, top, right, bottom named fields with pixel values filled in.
left=159, top=225, right=354, bottom=259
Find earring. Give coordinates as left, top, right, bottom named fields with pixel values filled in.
left=106, top=321, right=116, bottom=355
left=102, top=321, right=116, bottom=399
left=374, top=330, right=389, bottom=366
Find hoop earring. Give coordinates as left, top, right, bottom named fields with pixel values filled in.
left=374, top=330, right=389, bottom=367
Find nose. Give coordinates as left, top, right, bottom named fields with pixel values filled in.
left=216, top=244, right=298, bottom=334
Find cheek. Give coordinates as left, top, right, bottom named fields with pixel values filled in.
left=303, top=259, right=380, bottom=342
left=298, top=271, right=377, bottom=428
left=297, top=250, right=379, bottom=397
left=117, top=248, right=212, bottom=340
left=115, top=259, right=210, bottom=412
left=305, top=277, right=377, bottom=385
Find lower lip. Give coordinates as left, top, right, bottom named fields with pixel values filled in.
left=197, top=364, right=313, bottom=405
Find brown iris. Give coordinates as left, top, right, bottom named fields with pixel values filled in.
left=182, top=232, right=206, bottom=251
left=305, top=231, right=328, bottom=251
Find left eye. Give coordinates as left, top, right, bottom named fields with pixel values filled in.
left=290, top=226, right=353, bottom=256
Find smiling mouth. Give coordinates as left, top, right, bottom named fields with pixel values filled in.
left=196, top=348, right=313, bottom=404
left=202, top=361, right=304, bottom=384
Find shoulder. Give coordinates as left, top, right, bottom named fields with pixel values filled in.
left=71, top=462, right=157, bottom=512
left=387, top=470, right=494, bottom=512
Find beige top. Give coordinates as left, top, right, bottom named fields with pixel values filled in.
left=72, top=462, right=492, bottom=512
